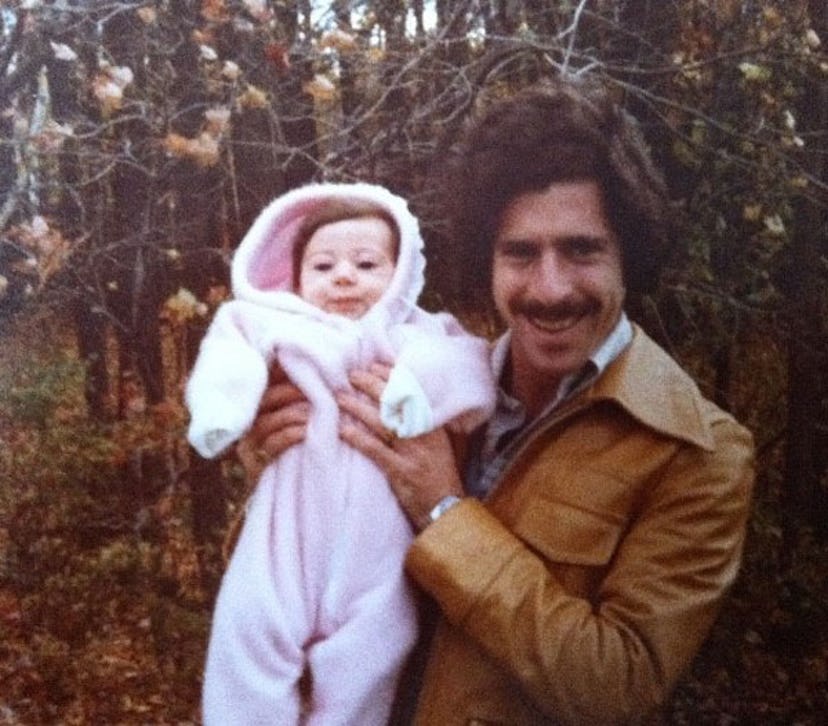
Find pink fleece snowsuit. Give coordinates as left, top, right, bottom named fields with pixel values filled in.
left=185, top=183, right=495, bottom=726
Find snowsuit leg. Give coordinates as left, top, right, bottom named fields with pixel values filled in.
left=202, top=457, right=310, bottom=725
left=303, top=465, right=418, bottom=726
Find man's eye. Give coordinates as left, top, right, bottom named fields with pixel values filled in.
left=500, top=242, right=537, bottom=261
left=568, top=238, right=603, bottom=259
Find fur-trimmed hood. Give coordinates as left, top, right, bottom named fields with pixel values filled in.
left=231, top=182, right=427, bottom=325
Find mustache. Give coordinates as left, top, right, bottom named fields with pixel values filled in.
left=509, top=298, right=596, bottom=320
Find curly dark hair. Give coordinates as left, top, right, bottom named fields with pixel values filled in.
left=441, top=78, right=670, bottom=299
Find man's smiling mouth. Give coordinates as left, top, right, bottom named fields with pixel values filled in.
left=526, top=313, right=582, bottom=334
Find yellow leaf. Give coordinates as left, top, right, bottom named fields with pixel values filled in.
left=50, top=42, right=77, bottom=62
left=303, top=74, right=337, bottom=102
left=199, top=44, right=219, bottom=62
left=762, top=7, right=782, bottom=28
left=738, top=62, right=771, bottom=83
left=743, top=204, right=762, bottom=222
left=204, top=106, right=231, bottom=136
left=163, top=131, right=220, bottom=167
left=222, top=60, right=241, bottom=81
left=237, top=84, right=269, bottom=109
left=201, top=0, right=229, bottom=23
left=242, top=0, right=270, bottom=22
left=92, top=64, right=134, bottom=115
left=320, top=28, right=359, bottom=52
left=763, top=215, right=785, bottom=236
left=92, top=77, right=124, bottom=115
left=136, top=6, right=157, bottom=24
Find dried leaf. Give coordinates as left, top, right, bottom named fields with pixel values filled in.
left=320, top=28, right=359, bottom=52
left=237, top=84, right=269, bottom=109
left=303, top=74, right=337, bottom=102
left=136, top=6, right=157, bottom=24
left=50, top=42, right=77, bottom=62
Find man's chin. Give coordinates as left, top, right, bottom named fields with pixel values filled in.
left=514, top=341, right=581, bottom=378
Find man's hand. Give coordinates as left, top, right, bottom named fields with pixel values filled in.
left=337, top=362, right=464, bottom=531
left=236, top=367, right=309, bottom=481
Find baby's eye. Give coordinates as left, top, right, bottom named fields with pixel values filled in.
left=357, top=260, right=378, bottom=270
left=313, top=261, right=333, bottom=272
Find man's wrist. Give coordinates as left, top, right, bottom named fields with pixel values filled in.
left=427, top=494, right=463, bottom=526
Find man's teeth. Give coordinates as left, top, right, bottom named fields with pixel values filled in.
left=528, top=314, right=579, bottom=332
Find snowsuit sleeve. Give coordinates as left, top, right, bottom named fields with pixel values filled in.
left=185, top=300, right=272, bottom=459
left=380, top=310, right=495, bottom=438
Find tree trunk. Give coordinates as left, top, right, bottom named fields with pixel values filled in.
left=782, top=0, right=828, bottom=532
left=74, top=301, right=110, bottom=420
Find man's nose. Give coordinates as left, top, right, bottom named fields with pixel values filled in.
left=532, top=252, right=574, bottom=300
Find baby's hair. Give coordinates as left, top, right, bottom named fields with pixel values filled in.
left=292, top=199, right=400, bottom=289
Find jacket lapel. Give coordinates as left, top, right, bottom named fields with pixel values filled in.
left=587, top=325, right=716, bottom=451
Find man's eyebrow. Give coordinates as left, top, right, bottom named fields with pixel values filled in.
left=495, top=237, right=539, bottom=247
left=496, top=234, right=610, bottom=247
left=563, top=234, right=609, bottom=245
left=494, top=239, right=540, bottom=255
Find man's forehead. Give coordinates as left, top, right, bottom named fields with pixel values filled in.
left=494, top=181, right=615, bottom=237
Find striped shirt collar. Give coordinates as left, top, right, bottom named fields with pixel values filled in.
left=490, top=312, right=632, bottom=413
left=466, top=313, right=633, bottom=498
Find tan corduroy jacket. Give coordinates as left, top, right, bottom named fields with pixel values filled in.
left=406, top=326, right=755, bottom=725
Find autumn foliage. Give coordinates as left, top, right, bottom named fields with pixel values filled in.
left=1, top=0, right=827, bottom=722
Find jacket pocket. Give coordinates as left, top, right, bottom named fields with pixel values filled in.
left=513, top=495, right=624, bottom=567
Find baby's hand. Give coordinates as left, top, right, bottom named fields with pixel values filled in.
left=379, top=363, right=434, bottom=438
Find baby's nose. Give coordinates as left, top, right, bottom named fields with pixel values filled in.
left=333, top=261, right=356, bottom=283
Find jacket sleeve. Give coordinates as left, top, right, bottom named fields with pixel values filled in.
left=383, top=312, right=495, bottom=436
left=405, top=417, right=754, bottom=725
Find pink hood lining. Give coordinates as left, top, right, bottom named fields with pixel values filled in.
left=230, top=183, right=427, bottom=326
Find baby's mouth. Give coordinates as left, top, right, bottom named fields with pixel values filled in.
left=328, top=298, right=364, bottom=314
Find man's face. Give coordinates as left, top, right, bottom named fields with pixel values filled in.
left=492, top=180, right=625, bottom=413
left=298, top=217, right=396, bottom=319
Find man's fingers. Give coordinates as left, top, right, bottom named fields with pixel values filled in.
left=336, top=390, right=387, bottom=437
left=258, top=380, right=306, bottom=412
left=262, top=401, right=310, bottom=429
left=339, top=418, right=398, bottom=471
left=261, top=424, right=306, bottom=456
left=348, top=366, right=390, bottom=403
left=367, top=361, right=393, bottom=379
left=249, top=401, right=309, bottom=440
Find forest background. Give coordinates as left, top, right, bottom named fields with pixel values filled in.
left=0, top=0, right=826, bottom=723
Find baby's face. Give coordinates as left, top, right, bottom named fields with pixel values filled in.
left=298, top=217, right=396, bottom=319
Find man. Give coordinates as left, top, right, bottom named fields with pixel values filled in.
left=246, top=79, right=755, bottom=724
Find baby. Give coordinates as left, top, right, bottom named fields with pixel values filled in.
left=185, top=183, right=495, bottom=725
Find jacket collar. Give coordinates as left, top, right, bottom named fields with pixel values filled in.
left=586, top=324, right=716, bottom=451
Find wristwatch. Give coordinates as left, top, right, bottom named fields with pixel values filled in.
left=427, top=494, right=463, bottom=525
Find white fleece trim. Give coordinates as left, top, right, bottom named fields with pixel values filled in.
left=230, top=182, right=427, bottom=326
